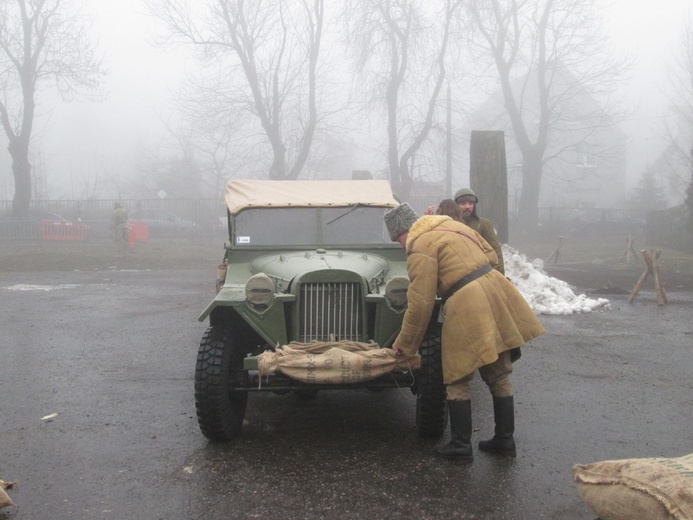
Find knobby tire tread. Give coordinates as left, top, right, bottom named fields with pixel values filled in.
left=195, top=326, right=248, bottom=441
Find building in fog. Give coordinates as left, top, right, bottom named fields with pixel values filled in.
left=467, top=68, right=628, bottom=212
left=647, top=105, right=693, bottom=208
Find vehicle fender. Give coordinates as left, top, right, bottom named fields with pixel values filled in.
left=197, top=284, right=245, bottom=322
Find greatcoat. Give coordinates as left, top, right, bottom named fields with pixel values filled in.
left=394, top=215, right=545, bottom=384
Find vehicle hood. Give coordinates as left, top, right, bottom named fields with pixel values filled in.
left=249, top=249, right=391, bottom=282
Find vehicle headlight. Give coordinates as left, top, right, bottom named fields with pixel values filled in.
left=245, top=273, right=275, bottom=307
left=385, top=276, right=409, bottom=307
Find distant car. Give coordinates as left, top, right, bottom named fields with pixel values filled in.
left=0, top=210, right=80, bottom=241
left=129, top=209, right=197, bottom=236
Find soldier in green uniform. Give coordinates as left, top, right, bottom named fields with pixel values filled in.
left=452, top=188, right=504, bottom=275
left=426, top=188, right=505, bottom=274
left=110, top=202, right=130, bottom=254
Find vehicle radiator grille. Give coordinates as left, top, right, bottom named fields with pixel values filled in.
left=298, top=282, right=363, bottom=342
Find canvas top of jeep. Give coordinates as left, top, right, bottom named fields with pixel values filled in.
left=194, top=179, right=445, bottom=442
left=220, top=178, right=401, bottom=249
left=224, top=178, right=399, bottom=213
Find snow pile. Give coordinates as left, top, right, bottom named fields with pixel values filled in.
left=503, top=245, right=610, bottom=315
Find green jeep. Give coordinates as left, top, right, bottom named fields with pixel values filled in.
left=196, top=179, right=445, bottom=441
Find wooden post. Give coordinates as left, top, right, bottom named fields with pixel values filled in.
left=628, top=250, right=651, bottom=303
left=619, top=234, right=637, bottom=264
left=650, top=250, right=669, bottom=305
left=628, top=249, right=669, bottom=305
left=470, top=131, right=508, bottom=243
left=545, top=236, right=566, bottom=264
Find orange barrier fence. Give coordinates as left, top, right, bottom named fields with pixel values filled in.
left=40, top=220, right=89, bottom=241
left=127, top=221, right=149, bottom=248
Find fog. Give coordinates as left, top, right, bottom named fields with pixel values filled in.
left=605, top=0, right=690, bottom=181
left=0, top=0, right=691, bottom=204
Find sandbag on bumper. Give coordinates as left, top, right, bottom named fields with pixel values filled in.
left=258, top=341, right=421, bottom=384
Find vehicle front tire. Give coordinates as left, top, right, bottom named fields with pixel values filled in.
left=195, top=326, right=248, bottom=441
left=415, top=321, right=447, bottom=438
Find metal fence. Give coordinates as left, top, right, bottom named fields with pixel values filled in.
left=0, top=199, right=227, bottom=245
left=646, top=205, right=693, bottom=251
left=533, top=207, right=647, bottom=237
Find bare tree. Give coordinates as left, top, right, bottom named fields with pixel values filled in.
left=688, top=149, right=693, bottom=237
left=149, top=0, right=324, bottom=180
left=661, top=13, right=693, bottom=204
left=73, top=154, right=104, bottom=200
left=467, top=0, right=629, bottom=231
left=343, top=0, right=461, bottom=200
left=628, top=167, right=667, bottom=211
left=167, top=73, right=260, bottom=196
left=0, top=0, right=103, bottom=216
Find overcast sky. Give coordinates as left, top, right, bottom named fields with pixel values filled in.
left=40, top=0, right=187, bottom=198
left=605, top=0, right=691, bottom=169
left=1, top=0, right=692, bottom=200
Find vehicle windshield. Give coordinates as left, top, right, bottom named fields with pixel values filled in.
left=233, top=206, right=394, bottom=246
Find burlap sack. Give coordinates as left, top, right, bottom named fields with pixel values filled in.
left=573, top=453, right=693, bottom=520
left=0, top=480, right=16, bottom=509
left=258, top=341, right=420, bottom=384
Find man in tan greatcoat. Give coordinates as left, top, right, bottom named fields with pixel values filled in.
left=384, top=203, right=544, bottom=461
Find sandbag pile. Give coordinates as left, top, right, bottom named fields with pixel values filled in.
left=258, top=341, right=420, bottom=384
left=573, top=453, right=693, bottom=520
left=0, top=479, right=16, bottom=509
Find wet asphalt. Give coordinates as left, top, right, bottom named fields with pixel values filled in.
left=0, top=268, right=691, bottom=519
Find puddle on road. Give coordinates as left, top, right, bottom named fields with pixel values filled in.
left=3, top=284, right=105, bottom=292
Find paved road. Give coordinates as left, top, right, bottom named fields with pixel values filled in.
left=1, top=269, right=691, bottom=519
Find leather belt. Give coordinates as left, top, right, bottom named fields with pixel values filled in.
left=441, top=264, right=493, bottom=305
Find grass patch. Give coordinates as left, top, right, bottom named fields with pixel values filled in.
left=511, top=234, right=693, bottom=270
left=0, top=238, right=226, bottom=272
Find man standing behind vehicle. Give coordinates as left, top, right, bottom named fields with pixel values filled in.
left=110, top=202, right=130, bottom=254
left=453, top=188, right=505, bottom=275
left=427, top=188, right=505, bottom=274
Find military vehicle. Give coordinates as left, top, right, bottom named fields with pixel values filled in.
left=195, top=179, right=445, bottom=441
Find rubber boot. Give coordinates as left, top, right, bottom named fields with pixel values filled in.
left=478, top=395, right=516, bottom=456
left=435, top=400, right=473, bottom=461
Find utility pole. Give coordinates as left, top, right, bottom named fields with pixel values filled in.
left=446, top=82, right=452, bottom=198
